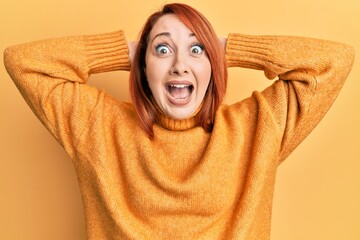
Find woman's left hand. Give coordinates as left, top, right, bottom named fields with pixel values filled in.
left=128, top=41, right=138, bottom=65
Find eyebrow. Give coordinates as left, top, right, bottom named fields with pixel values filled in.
left=151, top=32, right=196, bottom=43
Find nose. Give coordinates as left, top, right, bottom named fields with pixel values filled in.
left=169, top=53, right=189, bottom=75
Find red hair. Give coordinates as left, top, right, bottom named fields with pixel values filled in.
left=129, top=3, right=227, bottom=138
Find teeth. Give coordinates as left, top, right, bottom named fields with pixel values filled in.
left=170, top=84, right=189, bottom=88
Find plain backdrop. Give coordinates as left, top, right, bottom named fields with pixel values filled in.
left=1, top=0, right=359, bottom=239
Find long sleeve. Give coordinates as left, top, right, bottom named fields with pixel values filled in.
left=225, top=34, right=355, bottom=163
left=3, top=31, right=131, bottom=158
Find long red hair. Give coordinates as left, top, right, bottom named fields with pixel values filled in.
left=129, top=3, right=227, bottom=138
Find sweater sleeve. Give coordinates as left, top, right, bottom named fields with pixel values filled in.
left=4, top=31, right=131, bottom=158
left=225, top=33, right=355, bottom=164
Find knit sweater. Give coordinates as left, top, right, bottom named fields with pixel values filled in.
left=4, top=31, right=354, bottom=240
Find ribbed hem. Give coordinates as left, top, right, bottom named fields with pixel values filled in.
left=83, top=31, right=130, bottom=73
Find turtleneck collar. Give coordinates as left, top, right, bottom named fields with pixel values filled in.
left=151, top=96, right=202, bottom=131
left=156, top=113, right=199, bottom=131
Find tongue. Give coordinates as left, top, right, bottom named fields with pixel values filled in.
left=169, top=87, right=191, bottom=99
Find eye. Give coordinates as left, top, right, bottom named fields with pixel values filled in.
left=155, top=44, right=171, bottom=55
left=190, top=44, right=204, bottom=55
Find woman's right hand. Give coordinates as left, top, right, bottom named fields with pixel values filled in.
left=219, top=37, right=227, bottom=50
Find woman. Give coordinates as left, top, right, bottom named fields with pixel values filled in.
left=4, top=3, right=354, bottom=240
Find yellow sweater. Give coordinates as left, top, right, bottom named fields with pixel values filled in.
left=4, top=31, right=354, bottom=239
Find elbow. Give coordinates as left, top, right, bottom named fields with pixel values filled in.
left=336, top=43, right=355, bottom=73
left=3, top=45, right=31, bottom=82
left=3, top=46, right=21, bottom=77
left=4, top=47, right=13, bottom=72
left=339, top=43, right=355, bottom=83
left=347, top=44, right=355, bottom=69
left=312, top=42, right=355, bottom=89
left=324, top=43, right=355, bottom=83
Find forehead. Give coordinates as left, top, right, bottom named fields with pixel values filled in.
left=149, top=14, right=192, bottom=39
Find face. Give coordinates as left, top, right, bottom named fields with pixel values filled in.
left=145, top=14, right=211, bottom=120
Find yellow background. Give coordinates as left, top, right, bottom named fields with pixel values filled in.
left=0, top=0, right=359, bottom=239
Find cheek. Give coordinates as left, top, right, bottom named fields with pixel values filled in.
left=145, top=58, right=167, bottom=94
left=196, top=60, right=212, bottom=90
left=145, top=52, right=169, bottom=79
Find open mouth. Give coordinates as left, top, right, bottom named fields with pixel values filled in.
left=165, top=82, right=194, bottom=105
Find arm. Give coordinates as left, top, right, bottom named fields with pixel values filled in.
left=4, top=31, right=131, bottom=157
left=225, top=34, right=355, bottom=163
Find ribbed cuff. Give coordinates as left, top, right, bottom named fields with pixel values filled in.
left=83, top=30, right=130, bottom=73
left=226, top=33, right=276, bottom=70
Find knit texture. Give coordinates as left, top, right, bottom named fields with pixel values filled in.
left=4, top=30, right=354, bottom=239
